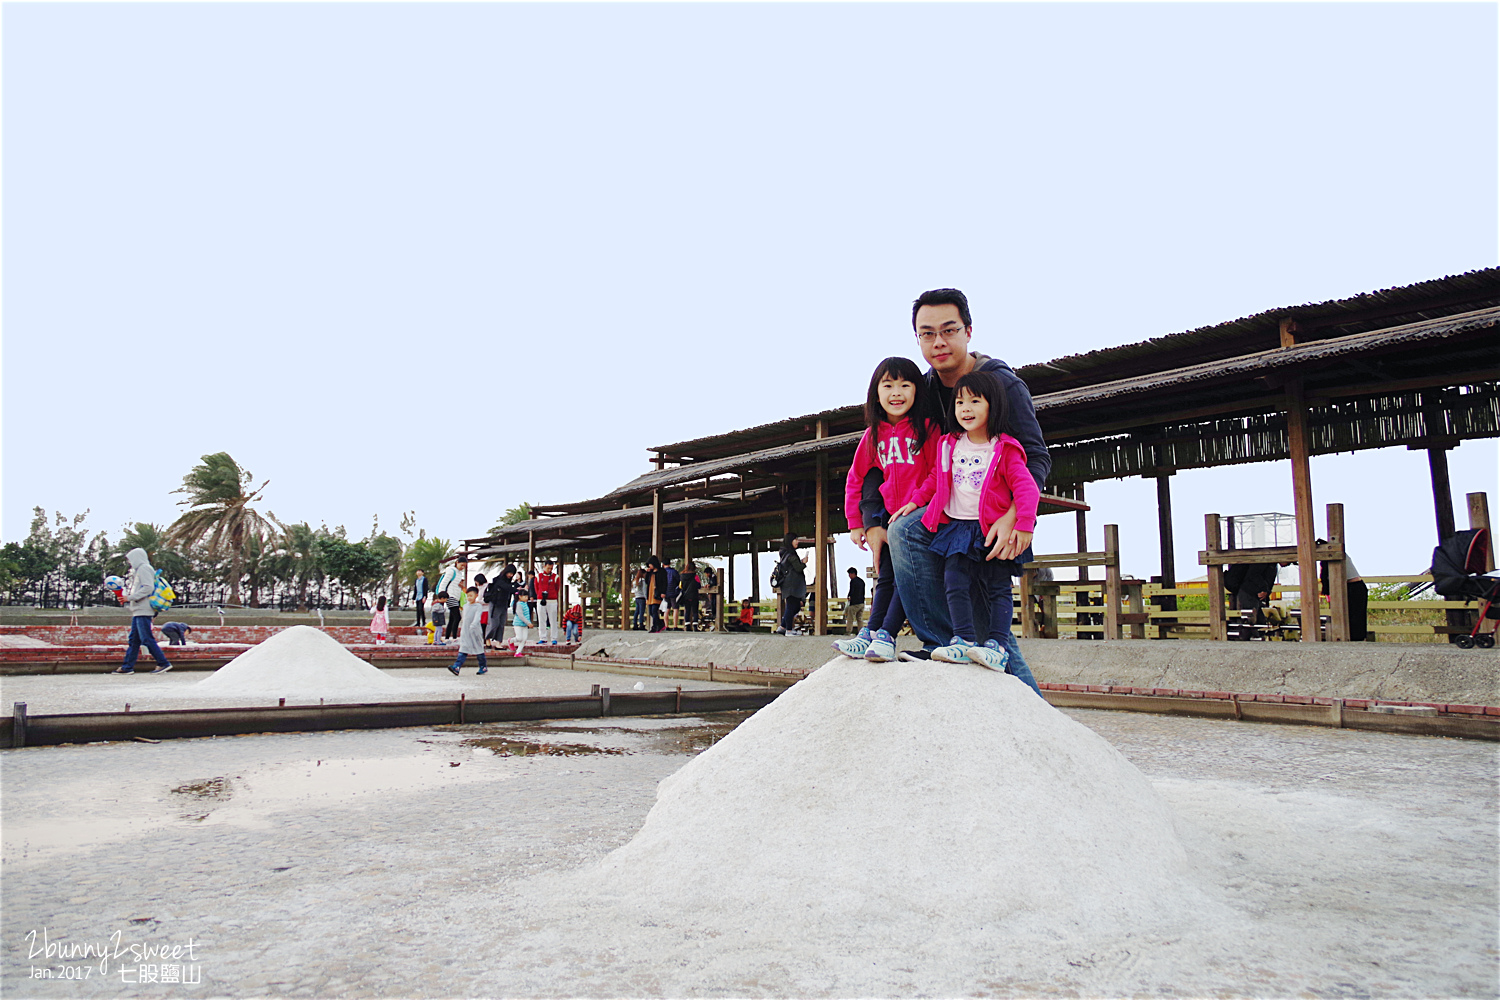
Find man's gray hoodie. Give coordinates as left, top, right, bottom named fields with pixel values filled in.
left=124, top=547, right=157, bottom=617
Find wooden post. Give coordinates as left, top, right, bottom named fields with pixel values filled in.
left=1468, top=493, right=1494, bottom=570
left=682, top=513, right=692, bottom=630
left=1326, top=503, right=1350, bottom=641
left=814, top=419, right=829, bottom=636
left=1126, top=583, right=1146, bottom=640
left=1429, top=446, right=1457, bottom=542
left=1279, top=317, right=1298, bottom=348
left=1205, top=513, right=1227, bottom=641
left=651, top=489, right=663, bottom=560
left=619, top=509, right=630, bottom=630
left=1286, top=379, right=1322, bottom=641
left=1155, top=470, right=1177, bottom=638
left=1019, top=568, right=1038, bottom=639
left=728, top=552, right=735, bottom=606
left=1103, top=524, right=1122, bottom=640
left=526, top=532, right=537, bottom=580
left=751, top=548, right=761, bottom=604
left=1075, top=483, right=1090, bottom=583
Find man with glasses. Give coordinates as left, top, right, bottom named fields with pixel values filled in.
left=883, top=288, right=1051, bottom=693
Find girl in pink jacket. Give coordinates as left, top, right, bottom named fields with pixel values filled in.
left=896, top=370, right=1040, bottom=674
left=835, top=357, right=940, bottom=662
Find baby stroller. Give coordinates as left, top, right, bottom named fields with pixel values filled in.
left=1429, top=528, right=1500, bottom=649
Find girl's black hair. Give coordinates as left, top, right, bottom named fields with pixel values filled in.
left=474, top=573, right=488, bottom=586
left=377, top=595, right=386, bottom=611
left=864, top=356, right=933, bottom=451
left=780, top=531, right=799, bottom=556
left=950, top=370, right=1011, bottom=440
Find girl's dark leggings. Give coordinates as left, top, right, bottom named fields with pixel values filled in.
left=868, top=544, right=905, bottom=635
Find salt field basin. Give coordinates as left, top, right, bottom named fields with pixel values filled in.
left=1, top=661, right=1495, bottom=998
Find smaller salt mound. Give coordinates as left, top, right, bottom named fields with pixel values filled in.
left=196, top=625, right=410, bottom=698
left=570, top=657, right=1222, bottom=944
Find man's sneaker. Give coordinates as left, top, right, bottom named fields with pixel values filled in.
left=897, top=648, right=933, bottom=662
left=150, top=664, right=173, bottom=674
left=448, top=664, right=460, bottom=676
left=932, top=636, right=975, bottom=663
left=772, top=626, right=786, bottom=636
left=832, top=635, right=870, bottom=658
left=966, top=639, right=1010, bottom=672
left=864, top=630, right=897, bottom=662
left=111, top=667, right=135, bottom=674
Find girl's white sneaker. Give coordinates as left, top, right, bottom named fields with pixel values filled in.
left=931, top=636, right=975, bottom=663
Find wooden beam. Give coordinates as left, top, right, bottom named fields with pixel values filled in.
left=1326, top=503, right=1350, bottom=641
left=1428, top=446, right=1457, bottom=542
left=1286, top=379, right=1322, bottom=641
left=1075, top=483, right=1090, bottom=583
left=1205, top=513, right=1227, bottom=642
left=1468, top=493, right=1494, bottom=570
left=1197, top=544, right=1343, bottom=566
left=1103, top=524, right=1122, bottom=640
left=651, top=489, right=663, bottom=558
left=814, top=418, right=828, bottom=636
left=1279, top=318, right=1299, bottom=348
left=619, top=508, right=630, bottom=630
left=1154, top=469, right=1177, bottom=638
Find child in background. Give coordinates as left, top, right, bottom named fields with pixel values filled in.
left=510, top=593, right=533, bottom=656
left=447, top=586, right=488, bottom=675
left=160, top=622, right=193, bottom=645
left=431, top=593, right=449, bottom=646
left=725, top=599, right=755, bottom=632
left=837, top=356, right=940, bottom=662
left=370, top=595, right=390, bottom=644
left=563, top=603, right=583, bottom=644
left=898, top=370, right=1041, bottom=692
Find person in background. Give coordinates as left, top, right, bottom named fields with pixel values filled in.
left=435, top=557, right=468, bottom=642
left=665, top=561, right=681, bottom=629
left=483, top=565, right=518, bottom=650
left=845, top=567, right=866, bottom=635
left=411, top=568, right=428, bottom=629
left=680, top=562, right=701, bottom=630
left=534, top=559, right=561, bottom=645
left=370, top=595, right=390, bottom=644
left=725, top=598, right=756, bottom=632
left=510, top=592, right=533, bottom=655
left=632, top=568, right=648, bottom=630
left=1223, top=562, right=1279, bottom=641
left=447, top=586, right=488, bottom=675
left=771, top=533, right=808, bottom=636
left=430, top=592, right=449, bottom=646
left=1319, top=540, right=1369, bottom=642
left=113, top=547, right=172, bottom=674
left=160, top=621, right=193, bottom=646
left=704, top=566, right=720, bottom=626
left=646, top=555, right=669, bottom=633
left=563, top=603, right=583, bottom=644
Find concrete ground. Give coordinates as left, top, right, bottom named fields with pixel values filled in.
left=2, top=686, right=1495, bottom=998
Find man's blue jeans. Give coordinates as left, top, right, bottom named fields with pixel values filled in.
left=122, top=615, right=171, bottom=672
left=888, top=508, right=1042, bottom=696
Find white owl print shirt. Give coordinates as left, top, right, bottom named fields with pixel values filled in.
left=943, top=435, right=993, bottom=521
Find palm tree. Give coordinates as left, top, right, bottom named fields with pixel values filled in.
left=164, top=452, right=282, bottom=608
left=401, top=537, right=453, bottom=593
left=279, top=521, right=322, bottom=611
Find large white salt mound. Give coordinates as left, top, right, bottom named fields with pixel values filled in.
left=195, top=625, right=411, bottom=697
left=569, top=657, right=1222, bottom=943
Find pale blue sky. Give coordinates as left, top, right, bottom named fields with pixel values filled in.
left=4, top=2, right=1496, bottom=585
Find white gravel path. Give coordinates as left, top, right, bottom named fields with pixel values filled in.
left=1, top=661, right=1494, bottom=998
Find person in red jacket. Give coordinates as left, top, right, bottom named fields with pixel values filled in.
left=896, top=370, right=1040, bottom=690
left=533, top=560, right=561, bottom=645
left=835, top=356, right=939, bottom=662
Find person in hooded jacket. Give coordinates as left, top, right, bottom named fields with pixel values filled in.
left=483, top=565, right=519, bottom=649
left=679, top=563, right=702, bottom=630
left=884, top=288, right=1050, bottom=674
left=114, top=547, right=172, bottom=674
left=771, top=533, right=808, bottom=635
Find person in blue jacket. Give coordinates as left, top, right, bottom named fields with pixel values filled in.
left=883, top=288, right=1049, bottom=693
left=411, top=568, right=428, bottom=628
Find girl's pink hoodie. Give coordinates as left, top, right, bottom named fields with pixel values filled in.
left=843, top=417, right=940, bottom=530
left=913, top=432, right=1041, bottom=536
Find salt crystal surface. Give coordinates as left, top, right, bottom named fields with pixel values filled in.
left=195, top=625, right=430, bottom=698
left=535, top=657, right=1228, bottom=956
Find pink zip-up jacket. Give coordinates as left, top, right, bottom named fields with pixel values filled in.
left=913, top=432, right=1041, bottom=536
left=843, top=417, right=940, bottom=530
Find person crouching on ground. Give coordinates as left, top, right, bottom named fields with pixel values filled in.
left=448, top=586, right=488, bottom=675
left=563, top=602, right=583, bottom=644
left=510, top=593, right=533, bottom=655
left=370, top=595, right=390, bottom=644
left=113, top=547, right=172, bottom=674
left=160, top=621, right=193, bottom=646
left=430, top=593, right=449, bottom=646
left=895, top=370, right=1042, bottom=694
left=726, top=599, right=756, bottom=632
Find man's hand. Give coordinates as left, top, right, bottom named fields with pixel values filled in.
left=890, top=503, right=918, bottom=521
left=984, top=509, right=1017, bottom=559
left=851, top=527, right=867, bottom=550
left=865, top=525, right=887, bottom=572
left=988, top=529, right=1032, bottom=562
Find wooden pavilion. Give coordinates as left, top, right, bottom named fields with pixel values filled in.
left=467, top=268, right=1500, bottom=639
